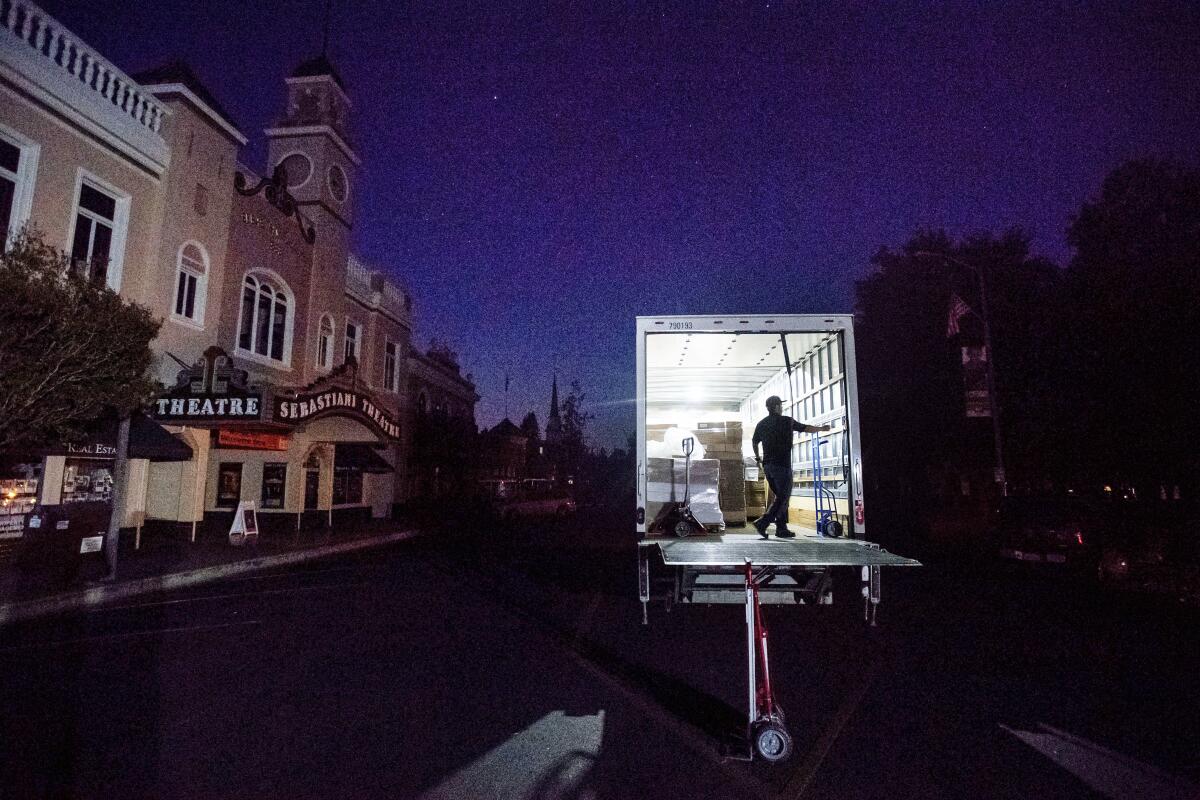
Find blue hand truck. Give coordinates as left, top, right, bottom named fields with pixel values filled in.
left=810, top=435, right=844, bottom=538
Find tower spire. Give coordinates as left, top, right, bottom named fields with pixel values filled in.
left=546, top=372, right=563, bottom=443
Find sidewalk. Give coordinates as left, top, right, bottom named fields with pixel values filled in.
left=0, top=520, right=425, bottom=626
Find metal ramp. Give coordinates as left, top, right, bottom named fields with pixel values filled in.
left=639, top=533, right=920, bottom=618
left=656, top=535, right=920, bottom=568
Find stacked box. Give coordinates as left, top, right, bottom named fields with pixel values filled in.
left=746, top=474, right=768, bottom=518
left=645, top=457, right=724, bottom=531
left=692, top=421, right=744, bottom=459
left=719, top=461, right=747, bottom=524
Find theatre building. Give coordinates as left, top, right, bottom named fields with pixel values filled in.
left=144, top=58, right=417, bottom=534
left=0, top=2, right=474, bottom=543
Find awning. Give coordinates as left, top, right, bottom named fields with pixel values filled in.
left=334, top=443, right=394, bottom=473
left=37, top=414, right=194, bottom=462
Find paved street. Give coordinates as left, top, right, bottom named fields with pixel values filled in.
left=1, top=509, right=1198, bottom=799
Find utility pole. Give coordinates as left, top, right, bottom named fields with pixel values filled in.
left=915, top=251, right=1007, bottom=496
left=102, top=412, right=131, bottom=580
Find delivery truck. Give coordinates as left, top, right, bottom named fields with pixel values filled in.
left=634, top=314, right=919, bottom=761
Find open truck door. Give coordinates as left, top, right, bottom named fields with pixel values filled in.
left=633, top=314, right=919, bottom=762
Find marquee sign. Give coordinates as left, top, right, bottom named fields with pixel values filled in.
left=151, top=347, right=263, bottom=422
left=274, top=389, right=402, bottom=441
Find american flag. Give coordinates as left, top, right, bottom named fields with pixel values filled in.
left=946, top=293, right=972, bottom=337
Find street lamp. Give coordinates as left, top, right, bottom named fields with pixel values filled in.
left=914, top=250, right=1007, bottom=496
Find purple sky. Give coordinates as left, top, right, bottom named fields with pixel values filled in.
left=40, top=0, right=1200, bottom=448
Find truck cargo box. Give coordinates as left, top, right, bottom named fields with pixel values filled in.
left=636, top=314, right=865, bottom=539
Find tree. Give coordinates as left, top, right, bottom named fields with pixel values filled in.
left=558, top=380, right=592, bottom=480
left=854, top=229, right=1066, bottom=533
left=0, top=232, right=160, bottom=451
left=519, top=411, right=540, bottom=441
left=1065, top=159, right=1200, bottom=493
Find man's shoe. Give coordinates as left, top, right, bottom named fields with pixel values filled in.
left=776, top=529, right=796, bottom=539
left=754, top=517, right=770, bottom=538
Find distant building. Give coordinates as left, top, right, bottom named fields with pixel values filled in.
left=406, top=341, right=478, bottom=501
left=0, top=2, right=475, bottom=537
left=476, top=418, right=527, bottom=484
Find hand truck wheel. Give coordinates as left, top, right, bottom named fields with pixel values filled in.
left=827, top=519, right=844, bottom=538
left=752, top=718, right=793, bottom=763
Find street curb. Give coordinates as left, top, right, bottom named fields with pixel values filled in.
left=0, top=529, right=423, bottom=627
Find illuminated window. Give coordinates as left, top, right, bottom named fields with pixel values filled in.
left=70, top=180, right=126, bottom=287
left=236, top=272, right=293, bottom=364
left=344, top=321, right=360, bottom=363
left=384, top=340, right=398, bottom=392
left=316, top=314, right=334, bottom=369
left=172, top=242, right=208, bottom=324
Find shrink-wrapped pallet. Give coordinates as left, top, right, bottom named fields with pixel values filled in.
left=645, top=457, right=724, bottom=530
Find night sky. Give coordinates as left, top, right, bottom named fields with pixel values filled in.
left=38, top=0, right=1200, bottom=448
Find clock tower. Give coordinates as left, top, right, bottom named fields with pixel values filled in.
left=265, top=55, right=359, bottom=238
left=265, top=55, right=361, bottom=381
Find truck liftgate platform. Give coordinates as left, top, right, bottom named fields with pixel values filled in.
left=638, top=532, right=920, bottom=621
left=637, top=533, right=920, bottom=762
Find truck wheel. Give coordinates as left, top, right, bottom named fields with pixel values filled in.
left=753, top=720, right=793, bottom=763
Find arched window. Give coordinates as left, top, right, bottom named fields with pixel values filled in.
left=236, top=271, right=293, bottom=364
left=172, top=241, right=208, bottom=324
left=316, top=314, right=334, bottom=370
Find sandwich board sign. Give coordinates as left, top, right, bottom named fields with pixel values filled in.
left=229, top=500, right=259, bottom=546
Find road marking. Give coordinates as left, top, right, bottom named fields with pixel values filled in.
left=1001, top=722, right=1199, bottom=800
left=0, top=619, right=261, bottom=653
left=779, top=657, right=882, bottom=799
left=94, top=581, right=376, bottom=613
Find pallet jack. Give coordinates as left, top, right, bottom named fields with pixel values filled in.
left=740, top=559, right=793, bottom=762
left=648, top=437, right=706, bottom=537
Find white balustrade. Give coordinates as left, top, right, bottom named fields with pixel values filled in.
left=1, top=0, right=165, bottom=134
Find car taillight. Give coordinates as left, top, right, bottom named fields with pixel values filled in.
left=1075, top=532, right=1084, bottom=545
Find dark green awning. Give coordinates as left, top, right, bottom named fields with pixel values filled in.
left=334, top=443, right=393, bottom=473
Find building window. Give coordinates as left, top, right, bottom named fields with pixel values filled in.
left=316, top=314, right=334, bottom=369
left=237, top=272, right=292, bottom=364
left=344, top=321, right=360, bottom=363
left=216, top=463, right=242, bottom=508
left=172, top=242, right=208, bottom=324
left=0, top=137, right=19, bottom=247
left=384, top=340, right=398, bottom=392
left=0, top=128, right=37, bottom=251
left=332, top=466, right=363, bottom=505
left=261, top=463, right=286, bottom=509
left=70, top=180, right=121, bottom=286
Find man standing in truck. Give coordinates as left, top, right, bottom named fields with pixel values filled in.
left=752, top=395, right=831, bottom=538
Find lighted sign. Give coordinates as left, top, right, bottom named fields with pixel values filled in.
left=154, top=395, right=262, bottom=421
left=274, top=389, right=401, bottom=441
left=152, top=347, right=263, bottom=422
left=215, top=430, right=289, bottom=451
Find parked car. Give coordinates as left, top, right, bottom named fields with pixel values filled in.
left=993, top=495, right=1106, bottom=571
left=499, top=486, right=577, bottom=521
left=1098, top=502, right=1199, bottom=602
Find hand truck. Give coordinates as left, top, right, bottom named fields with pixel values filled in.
left=742, top=559, right=793, bottom=762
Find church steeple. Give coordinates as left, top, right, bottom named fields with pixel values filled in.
left=545, top=374, right=563, bottom=443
